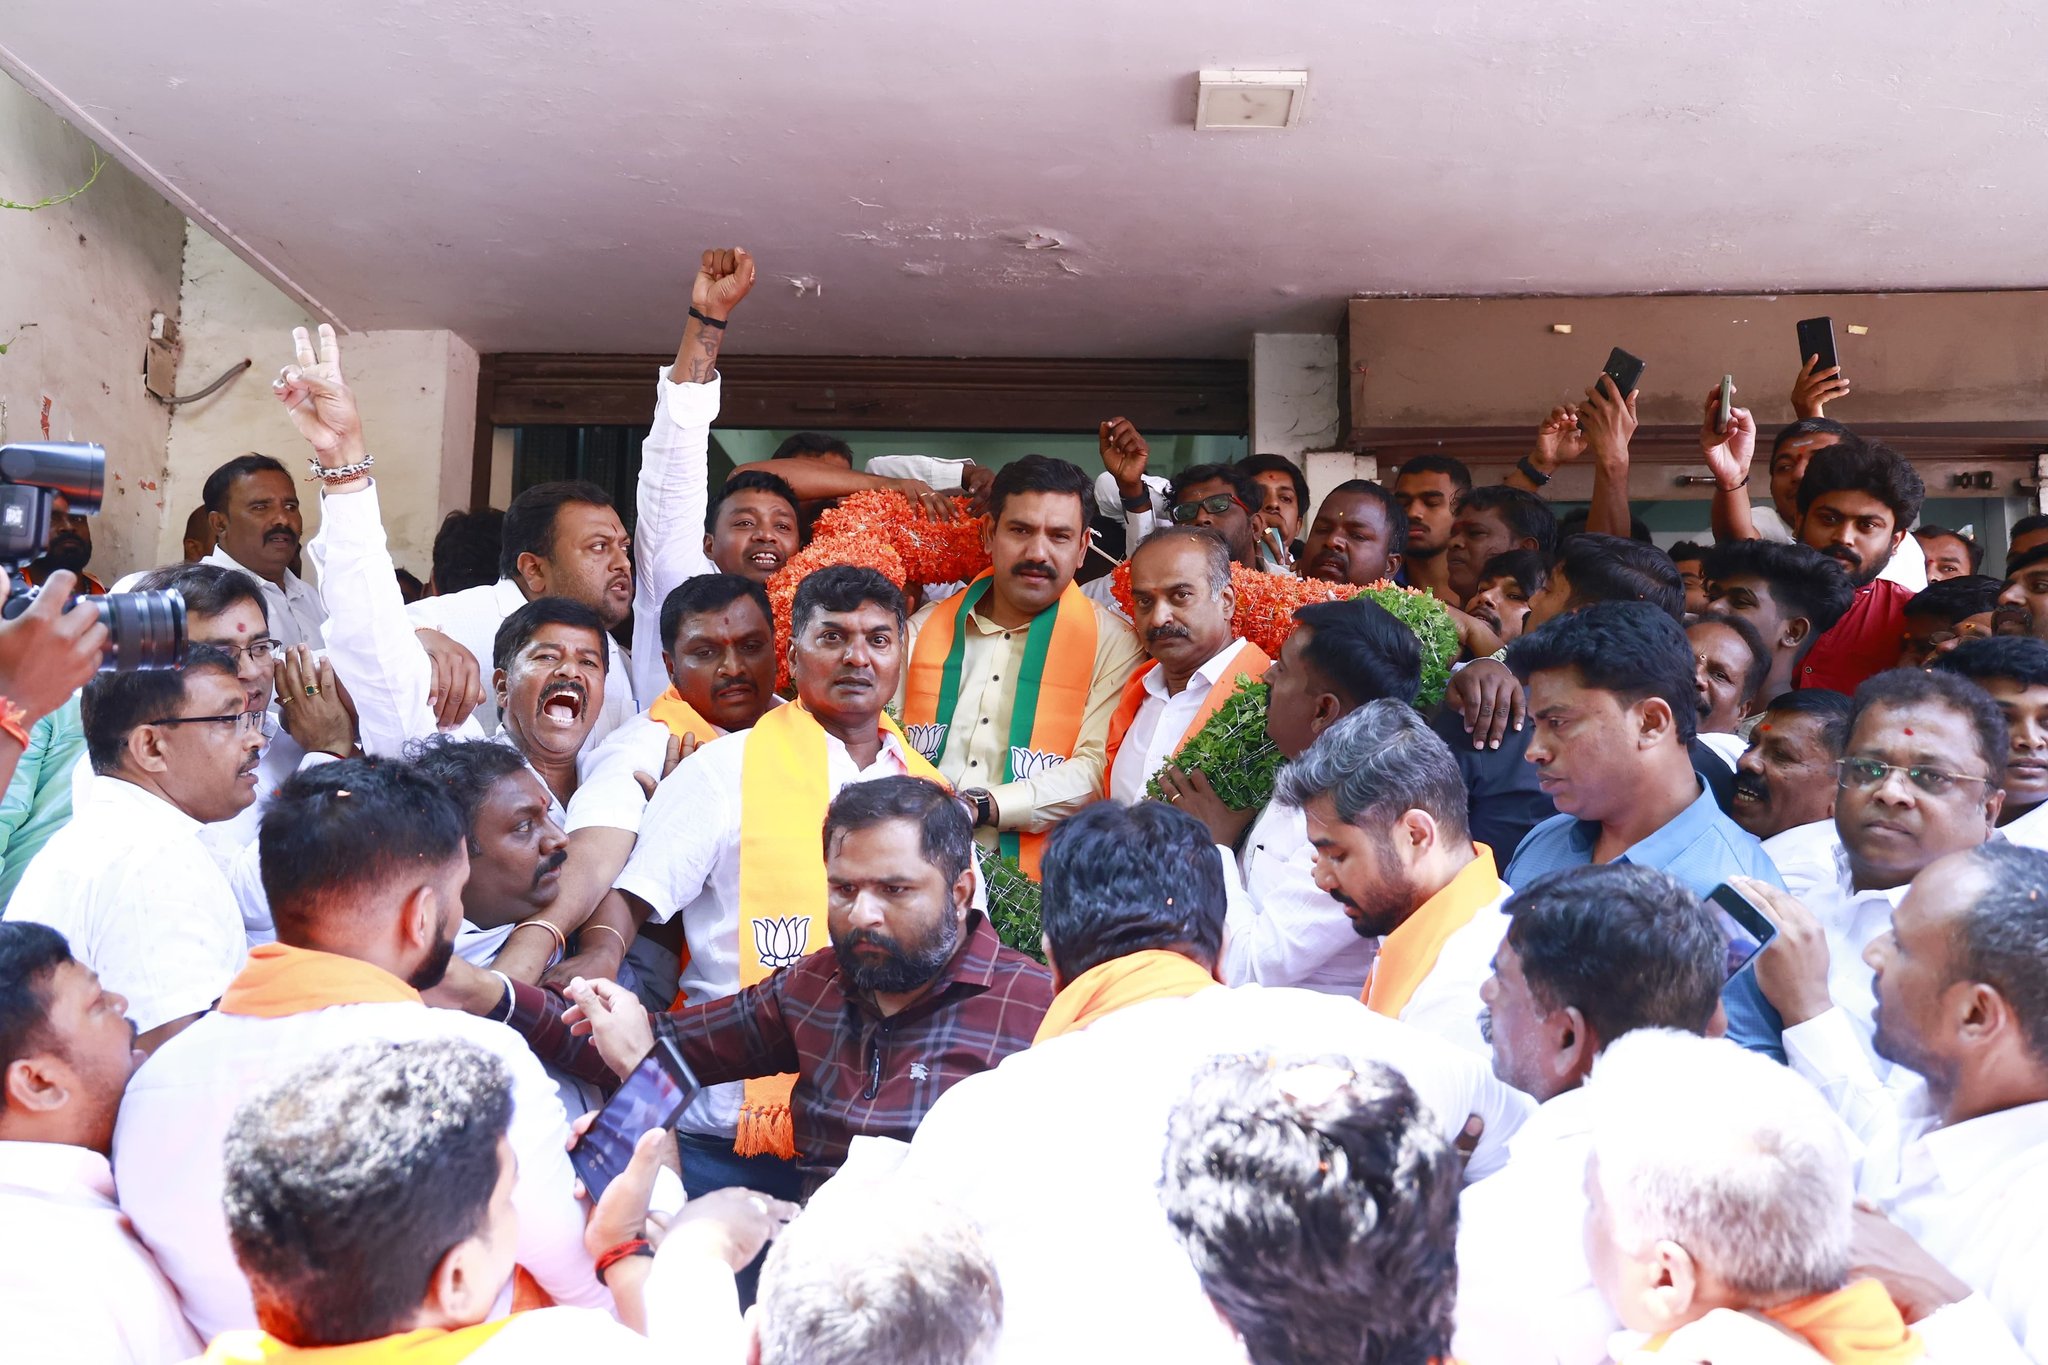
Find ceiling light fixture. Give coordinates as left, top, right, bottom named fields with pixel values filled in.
left=1195, top=69, right=1309, bottom=130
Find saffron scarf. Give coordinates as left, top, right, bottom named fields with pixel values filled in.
left=1761, top=1280, right=1923, bottom=1364
left=645, top=686, right=721, bottom=744
left=901, top=570, right=1098, bottom=878
left=1102, top=640, right=1270, bottom=796
left=200, top=1320, right=517, bottom=1364
left=1363, top=846, right=1499, bottom=1019
left=1032, top=948, right=1218, bottom=1044
left=217, top=943, right=421, bottom=1017
left=734, top=700, right=947, bottom=1157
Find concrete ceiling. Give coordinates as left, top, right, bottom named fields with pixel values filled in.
left=6, top=1, right=2048, bottom=359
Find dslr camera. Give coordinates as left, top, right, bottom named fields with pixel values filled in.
left=1, top=442, right=186, bottom=672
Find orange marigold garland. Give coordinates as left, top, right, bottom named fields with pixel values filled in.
left=811, top=490, right=990, bottom=587
left=766, top=532, right=907, bottom=689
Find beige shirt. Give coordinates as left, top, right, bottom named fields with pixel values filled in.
left=900, top=591, right=1142, bottom=836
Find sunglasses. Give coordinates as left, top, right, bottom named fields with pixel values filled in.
left=1169, top=494, right=1251, bottom=524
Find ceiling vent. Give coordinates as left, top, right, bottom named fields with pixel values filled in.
left=1194, top=69, right=1309, bottom=130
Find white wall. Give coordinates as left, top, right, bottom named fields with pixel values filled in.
left=165, top=228, right=478, bottom=575
left=0, top=74, right=187, bottom=580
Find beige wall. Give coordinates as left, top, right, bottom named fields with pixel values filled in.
left=0, top=75, right=187, bottom=580
left=1348, top=292, right=2048, bottom=434
left=165, top=228, right=479, bottom=576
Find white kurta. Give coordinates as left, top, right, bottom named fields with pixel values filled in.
left=0, top=1141, right=203, bottom=1365
left=883, top=983, right=1533, bottom=1365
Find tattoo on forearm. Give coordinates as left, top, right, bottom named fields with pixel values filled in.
left=682, top=321, right=723, bottom=384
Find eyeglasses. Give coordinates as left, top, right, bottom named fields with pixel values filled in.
left=1169, top=494, right=1250, bottom=524
left=1836, top=756, right=1992, bottom=797
left=149, top=709, right=273, bottom=738
left=200, top=639, right=283, bottom=666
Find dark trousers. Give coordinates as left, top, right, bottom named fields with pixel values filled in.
left=674, top=1130, right=803, bottom=1307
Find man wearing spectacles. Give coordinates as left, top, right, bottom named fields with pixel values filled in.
left=1734, top=667, right=2004, bottom=1082
left=5, top=645, right=263, bottom=1053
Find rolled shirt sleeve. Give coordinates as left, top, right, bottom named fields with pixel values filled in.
left=628, top=369, right=721, bottom=710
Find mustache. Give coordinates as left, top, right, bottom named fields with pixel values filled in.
left=1477, top=1006, right=1492, bottom=1045
left=264, top=525, right=298, bottom=541
left=1821, top=546, right=1861, bottom=567
left=532, top=847, right=567, bottom=888
left=1732, top=771, right=1770, bottom=804
left=1147, top=624, right=1190, bottom=645
left=1010, top=560, right=1056, bottom=578
left=540, top=679, right=587, bottom=706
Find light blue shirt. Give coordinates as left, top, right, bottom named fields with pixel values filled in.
left=1504, top=781, right=1787, bottom=1061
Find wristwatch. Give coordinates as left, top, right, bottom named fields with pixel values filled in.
left=962, top=788, right=998, bottom=828
left=1515, top=454, right=1552, bottom=487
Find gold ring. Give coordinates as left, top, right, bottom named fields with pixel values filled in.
left=304, top=684, right=319, bottom=698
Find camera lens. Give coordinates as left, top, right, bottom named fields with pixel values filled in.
left=79, top=588, right=188, bottom=672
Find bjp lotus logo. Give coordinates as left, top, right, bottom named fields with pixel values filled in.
left=754, top=916, right=812, bottom=970
left=1009, top=747, right=1067, bottom=781
left=905, top=722, right=948, bottom=763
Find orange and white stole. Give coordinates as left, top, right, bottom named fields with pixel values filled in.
left=199, top=1319, right=518, bottom=1363
left=645, top=686, right=722, bottom=744
left=215, top=947, right=556, bottom=1311
left=1102, top=639, right=1270, bottom=796
left=732, top=700, right=947, bottom=1157
left=1362, top=845, right=1498, bottom=1018
left=1032, top=949, right=1219, bottom=1043
left=901, top=571, right=1099, bottom=879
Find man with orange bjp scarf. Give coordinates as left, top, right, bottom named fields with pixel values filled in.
left=1104, top=527, right=1268, bottom=815
left=899, top=454, right=1143, bottom=879
left=1274, top=699, right=1513, bottom=1059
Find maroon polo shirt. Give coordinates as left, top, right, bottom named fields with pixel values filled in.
left=1800, top=578, right=1911, bottom=695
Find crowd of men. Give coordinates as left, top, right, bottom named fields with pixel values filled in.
left=0, top=245, right=2044, bottom=1364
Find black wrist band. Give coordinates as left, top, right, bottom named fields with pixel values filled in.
left=1121, top=490, right=1152, bottom=512
left=687, top=307, right=727, bottom=330
left=1717, top=474, right=1750, bottom=491
left=1516, top=455, right=1553, bottom=487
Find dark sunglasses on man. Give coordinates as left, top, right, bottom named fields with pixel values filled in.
left=1169, top=493, right=1251, bottom=525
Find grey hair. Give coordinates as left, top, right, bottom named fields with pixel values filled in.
left=1586, top=1030, right=1852, bottom=1301
left=1273, top=699, right=1470, bottom=843
left=1957, top=842, right=2048, bottom=1066
left=1133, top=525, right=1232, bottom=592
left=754, top=1186, right=1003, bottom=1365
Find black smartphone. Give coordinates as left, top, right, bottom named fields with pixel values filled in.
left=1601, top=346, right=1646, bottom=397
left=1717, top=374, right=1733, bottom=434
left=1796, top=316, right=1838, bottom=373
left=570, top=1036, right=699, bottom=1201
left=1706, top=883, right=1778, bottom=981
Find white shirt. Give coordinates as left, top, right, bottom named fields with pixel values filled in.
left=6, top=776, right=247, bottom=1033
left=1454, top=1086, right=1614, bottom=1365
left=865, top=454, right=969, bottom=489
left=1697, top=730, right=1747, bottom=771
left=1998, top=799, right=2048, bottom=852
left=1222, top=801, right=1378, bottom=997
left=1107, top=638, right=1253, bottom=805
left=613, top=721, right=920, bottom=1137
left=1395, top=885, right=1513, bottom=1059
left=113, top=995, right=609, bottom=1340
left=1798, top=847, right=1910, bottom=1066
left=309, top=481, right=498, bottom=757
left=562, top=699, right=783, bottom=838
left=884, top=983, right=1532, bottom=1365
left=201, top=546, right=326, bottom=651
left=623, top=367, right=725, bottom=709
left=0, top=1141, right=203, bottom=1365
left=1760, top=817, right=1844, bottom=904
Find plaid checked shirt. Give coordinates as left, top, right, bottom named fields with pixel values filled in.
left=507, top=911, right=1053, bottom=1194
